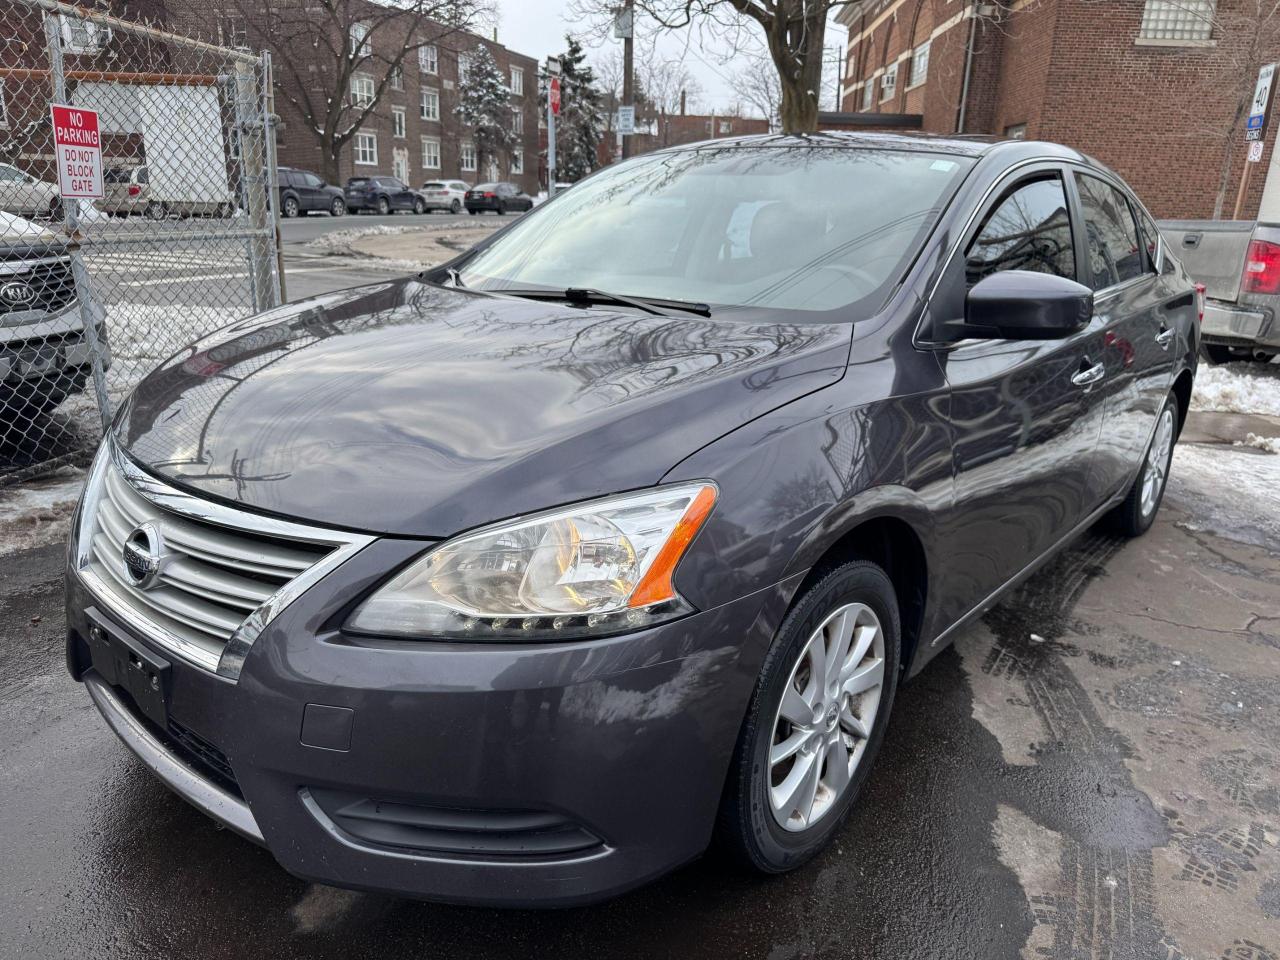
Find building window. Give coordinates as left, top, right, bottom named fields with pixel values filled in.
left=511, top=152, right=523, bottom=174
left=351, top=75, right=375, bottom=107
left=420, top=87, right=439, bottom=121
left=512, top=108, right=523, bottom=134
left=861, top=81, right=873, bottom=111
left=1004, top=123, right=1028, bottom=139
left=719, top=119, right=733, bottom=134
left=349, top=21, right=371, bottom=58
left=419, top=44, right=438, bottom=74
left=390, top=65, right=403, bottom=91
left=880, top=63, right=897, bottom=102
left=59, top=14, right=110, bottom=54
left=511, top=66, right=524, bottom=96
left=461, top=141, right=477, bottom=171
left=910, top=41, right=930, bottom=87
left=1139, top=0, right=1214, bottom=40
left=458, top=52, right=473, bottom=85
left=354, top=132, right=378, bottom=166
left=392, top=106, right=406, bottom=138
left=422, top=136, right=441, bottom=168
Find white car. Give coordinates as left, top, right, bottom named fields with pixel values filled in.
left=419, top=179, right=470, bottom=214
left=0, top=162, right=62, bottom=220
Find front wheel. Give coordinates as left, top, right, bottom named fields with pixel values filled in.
left=144, top=201, right=167, bottom=220
left=330, top=198, right=346, bottom=217
left=1108, top=395, right=1178, bottom=538
left=717, top=560, right=900, bottom=873
left=376, top=196, right=390, bottom=216
left=282, top=195, right=300, bottom=218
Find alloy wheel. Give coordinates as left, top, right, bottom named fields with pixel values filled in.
left=768, top=602, right=886, bottom=832
left=1140, top=407, right=1175, bottom=518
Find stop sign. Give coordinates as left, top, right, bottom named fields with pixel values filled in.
left=550, top=77, right=561, bottom=116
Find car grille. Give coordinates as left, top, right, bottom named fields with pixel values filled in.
left=79, top=449, right=368, bottom=676
left=0, top=256, right=77, bottom=320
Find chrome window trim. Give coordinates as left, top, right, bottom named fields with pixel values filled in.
left=75, top=438, right=375, bottom=681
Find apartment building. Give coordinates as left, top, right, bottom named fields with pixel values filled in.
left=836, top=0, right=1280, bottom=219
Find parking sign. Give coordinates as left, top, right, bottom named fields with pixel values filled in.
left=1246, top=63, right=1277, bottom=133
left=49, top=104, right=103, bottom=199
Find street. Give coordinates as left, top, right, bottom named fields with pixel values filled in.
left=2, top=426, right=1278, bottom=960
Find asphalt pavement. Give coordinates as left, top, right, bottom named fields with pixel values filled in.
left=2, top=435, right=1278, bottom=960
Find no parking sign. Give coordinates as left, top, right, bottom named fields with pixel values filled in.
left=49, top=104, right=103, bottom=199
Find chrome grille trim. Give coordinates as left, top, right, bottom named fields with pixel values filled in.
left=74, top=439, right=375, bottom=680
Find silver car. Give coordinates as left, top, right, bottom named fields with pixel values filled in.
left=419, top=179, right=470, bottom=214
left=0, top=162, right=61, bottom=220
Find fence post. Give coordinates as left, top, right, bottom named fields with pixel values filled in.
left=232, top=57, right=277, bottom=312
left=43, top=10, right=114, bottom=431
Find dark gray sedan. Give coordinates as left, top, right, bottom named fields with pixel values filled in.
left=65, top=134, right=1198, bottom=906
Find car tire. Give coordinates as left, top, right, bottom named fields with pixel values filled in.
left=414, top=198, right=427, bottom=215
left=496, top=201, right=507, bottom=215
left=717, top=560, right=900, bottom=874
left=144, top=201, right=167, bottom=220
left=1108, top=394, right=1178, bottom=538
left=376, top=197, right=391, bottom=216
left=330, top=198, right=346, bottom=217
left=282, top=196, right=300, bottom=218
left=451, top=199, right=461, bottom=214
left=1201, top=343, right=1244, bottom=365
left=468, top=209, right=477, bottom=216
left=48, top=198, right=64, bottom=222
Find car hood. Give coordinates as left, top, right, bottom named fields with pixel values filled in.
left=115, top=280, right=850, bottom=536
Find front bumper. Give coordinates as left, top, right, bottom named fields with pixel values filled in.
left=66, top=548, right=796, bottom=906
left=1, top=303, right=107, bottom=384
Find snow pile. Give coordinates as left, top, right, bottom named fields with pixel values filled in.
left=1191, top=361, right=1280, bottom=417
left=0, top=470, right=84, bottom=555
left=102, top=303, right=248, bottom=391
left=1236, top=432, right=1280, bottom=454
left=305, top=224, right=416, bottom=252
left=1169, top=443, right=1280, bottom=546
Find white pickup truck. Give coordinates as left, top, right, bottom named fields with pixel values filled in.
left=1159, top=219, right=1280, bottom=364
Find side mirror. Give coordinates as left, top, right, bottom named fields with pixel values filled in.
left=955, top=270, right=1093, bottom=341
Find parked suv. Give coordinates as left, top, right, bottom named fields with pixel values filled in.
left=0, top=212, right=107, bottom=424
left=278, top=167, right=346, bottom=218
left=465, top=182, right=533, bottom=215
left=344, top=176, right=426, bottom=215
left=420, top=180, right=470, bottom=214
left=67, top=135, right=1195, bottom=907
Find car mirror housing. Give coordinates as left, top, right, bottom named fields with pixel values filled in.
left=954, top=270, right=1094, bottom=341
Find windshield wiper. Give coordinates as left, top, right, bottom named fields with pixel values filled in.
left=488, top=286, right=711, bottom=318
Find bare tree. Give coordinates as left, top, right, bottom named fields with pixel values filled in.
left=193, top=0, right=493, bottom=183
left=733, top=52, right=781, bottom=128
left=570, top=0, right=855, bottom=133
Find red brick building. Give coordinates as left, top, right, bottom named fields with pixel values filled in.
left=836, top=0, right=1280, bottom=219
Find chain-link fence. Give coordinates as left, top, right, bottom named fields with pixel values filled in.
left=0, top=0, right=280, bottom=483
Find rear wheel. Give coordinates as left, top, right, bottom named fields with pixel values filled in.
left=495, top=200, right=507, bottom=215
left=1108, top=395, right=1178, bottom=538
left=376, top=196, right=391, bottom=216
left=450, top=198, right=461, bottom=214
left=718, top=560, right=900, bottom=873
left=145, top=200, right=167, bottom=220
left=1202, top=344, right=1240, bottom=365
left=282, top=195, right=300, bottom=218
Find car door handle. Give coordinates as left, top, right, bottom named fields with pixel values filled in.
left=1071, top=362, right=1106, bottom=387
left=1155, top=328, right=1174, bottom=349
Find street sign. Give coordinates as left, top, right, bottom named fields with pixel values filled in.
left=49, top=104, right=103, bottom=199
left=546, top=56, right=561, bottom=77
left=613, top=6, right=634, bottom=39
left=617, top=105, right=635, bottom=136
left=550, top=77, right=561, bottom=116
left=1246, top=62, right=1277, bottom=132
left=1249, top=139, right=1265, bottom=163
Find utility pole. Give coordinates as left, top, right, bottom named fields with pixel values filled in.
left=547, top=55, right=560, bottom=198
left=618, top=0, right=635, bottom=159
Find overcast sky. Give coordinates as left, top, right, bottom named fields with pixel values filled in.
left=491, top=1, right=847, bottom=117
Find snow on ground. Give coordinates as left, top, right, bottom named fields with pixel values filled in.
left=0, top=469, right=83, bottom=555
left=102, top=303, right=247, bottom=393
left=304, top=224, right=417, bottom=252
left=1191, top=359, right=1280, bottom=418
left=1169, top=442, right=1280, bottom=547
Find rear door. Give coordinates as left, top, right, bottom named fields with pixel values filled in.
left=936, top=166, right=1110, bottom=625
left=1071, top=171, right=1182, bottom=503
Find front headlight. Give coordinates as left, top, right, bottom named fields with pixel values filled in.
left=345, top=482, right=717, bottom=640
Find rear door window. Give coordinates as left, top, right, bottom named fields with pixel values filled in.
left=1076, top=174, right=1145, bottom=289
left=965, top=174, right=1076, bottom=287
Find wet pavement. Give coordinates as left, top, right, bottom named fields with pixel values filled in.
left=2, top=443, right=1278, bottom=959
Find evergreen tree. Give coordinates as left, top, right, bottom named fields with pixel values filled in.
left=540, top=36, right=604, bottom=182
left=455, top=44, right=518, bottom=178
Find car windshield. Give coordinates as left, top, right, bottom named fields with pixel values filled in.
left=459, top=146, right=974, bottom=315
